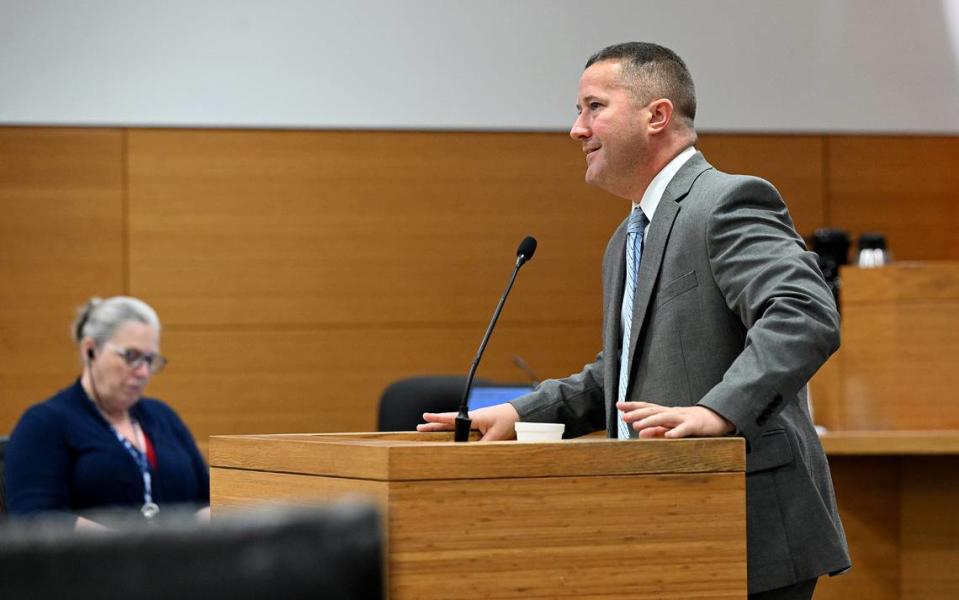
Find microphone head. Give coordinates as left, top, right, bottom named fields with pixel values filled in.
left=516, top=236, right=537, bottom=262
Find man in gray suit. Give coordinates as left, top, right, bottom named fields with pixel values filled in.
left=420, top=42, right=850, bottom=598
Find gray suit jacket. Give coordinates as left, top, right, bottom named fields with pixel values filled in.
left=512, top=152, right=850, bottom=593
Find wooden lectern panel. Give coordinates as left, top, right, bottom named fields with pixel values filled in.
left=210, top=433, right=746, bottom=599
left=388, top=473, right=743, bottom=599
left=838, top=263, right=959, bottom=430
left=900, top=457, right=959, bottom=599
left=816, top=433, right=959, bottom=600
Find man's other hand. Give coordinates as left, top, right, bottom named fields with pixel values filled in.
left=618, top=401, right=734, bottom=438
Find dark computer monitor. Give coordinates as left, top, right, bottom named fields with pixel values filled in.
left=467, top=383, right=535, bottom=411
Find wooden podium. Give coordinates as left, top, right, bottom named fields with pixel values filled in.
left=812, top=262, right=959, bottom=431
left=209, top=432, right=746, bottom=599
left=806, top=262, right=959, bottom=599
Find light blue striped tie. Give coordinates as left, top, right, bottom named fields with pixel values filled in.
left=618, top=209, right=649, bottom=440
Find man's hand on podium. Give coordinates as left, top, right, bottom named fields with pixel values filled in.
left=417, top=402, right=521, bottom=441
left=619, top=401, right=735, bottom=438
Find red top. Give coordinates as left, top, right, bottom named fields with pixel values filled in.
left=143, top=430, right=157, bottom=469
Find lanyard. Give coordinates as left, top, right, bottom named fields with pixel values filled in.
left=110, top=419, right=159, bottom=519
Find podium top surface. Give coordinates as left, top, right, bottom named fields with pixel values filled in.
left=209, top=432, right=745, bottom=482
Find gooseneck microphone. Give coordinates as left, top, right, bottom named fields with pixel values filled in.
left=454, top=236, right=537, bottom=442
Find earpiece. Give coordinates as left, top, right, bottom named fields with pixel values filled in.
left=84, top=345, right=105, bottom=410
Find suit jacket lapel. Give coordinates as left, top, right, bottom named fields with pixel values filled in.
left=604, top=221, right=628, bottom=346
left=626, top=153, right=712, bottom=372
left=603, top=220, right=628, bottom=433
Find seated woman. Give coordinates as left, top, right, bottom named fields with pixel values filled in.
left=6, top=296, right=209, bottom=528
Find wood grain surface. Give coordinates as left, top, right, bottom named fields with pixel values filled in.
left=209, top=433, right=745, bottom=480
left=387, top=472, right=745, bottom=599
left=838, top=264, right=959, bottom=430
left=828, top=136, right=959, bottom=261
left=124, top=128, right=621, bottom=328
left=900, top=458, right=959, bottom=599
left=210, top=467, right=389, bottom=511
left=210, top=434, right=746, bottom=599
left=816, top=453, right=959, bottom=600
left=0, top=127, right=125, bottom=429
left=816, top=457, right=901, bottom=600
left=820, top=430, right=959, bottom=455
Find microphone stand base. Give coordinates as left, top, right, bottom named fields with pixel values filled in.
left=454, top=416, right=472, bottom=442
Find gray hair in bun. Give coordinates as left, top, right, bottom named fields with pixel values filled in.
left=72, top=296, right=161, bottom=347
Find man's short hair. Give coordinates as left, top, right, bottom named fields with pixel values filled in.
left=586, top=42, right=697, bottom=128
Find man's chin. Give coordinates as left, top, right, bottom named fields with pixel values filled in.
left=584, top=167, right=602, bottom=186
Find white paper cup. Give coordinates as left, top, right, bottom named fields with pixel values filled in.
left=514, top=421, right=565, bottom=442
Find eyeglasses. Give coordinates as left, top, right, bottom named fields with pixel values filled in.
left=105, top=344, right=168, bottom=374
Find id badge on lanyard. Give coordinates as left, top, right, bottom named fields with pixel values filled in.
left=112, top=420, right=159, bottom=520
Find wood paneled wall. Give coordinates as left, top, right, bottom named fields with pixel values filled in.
left=2, top=127, right=958, bottom=452
left=0, top=129, right=126, bottom=428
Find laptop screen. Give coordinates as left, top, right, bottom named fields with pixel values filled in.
left=467, top=384, right=535, bottom=411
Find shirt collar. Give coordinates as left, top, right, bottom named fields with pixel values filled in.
left=633, top=145, right=697, bottom=222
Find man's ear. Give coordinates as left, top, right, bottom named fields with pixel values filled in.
left=647, top=98, right=674, bottom=135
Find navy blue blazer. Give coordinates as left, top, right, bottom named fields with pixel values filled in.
left=6, top=379, right=209, bottom=522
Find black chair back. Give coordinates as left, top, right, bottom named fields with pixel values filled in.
left=378, top=375, right=488, bottom=431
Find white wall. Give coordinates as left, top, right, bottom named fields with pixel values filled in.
left=1, top=0, right=958, bottom=133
